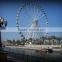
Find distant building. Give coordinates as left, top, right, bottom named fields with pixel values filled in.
left=2, top=41, right=9, bottom=46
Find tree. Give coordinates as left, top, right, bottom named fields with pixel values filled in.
left=20, top=39, right=26, bottom=45
left=7, top=40, right=12, bottom=44
left=12, top=39, right=16, bottom=45
left=16, top=40, right=21, bottom=45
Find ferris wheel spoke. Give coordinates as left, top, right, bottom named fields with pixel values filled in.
left=16, top=2, right=49, bottom=39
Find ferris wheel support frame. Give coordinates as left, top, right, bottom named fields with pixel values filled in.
left=16, top=4, right=48, bottom=40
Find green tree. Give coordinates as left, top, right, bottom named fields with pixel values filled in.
left=12, top=39, right=16, bottom=45
left=7, top=40, right=12, bottom=44
left=16, top=40, right=21, bottom=45
left=20, top=39, right=26, bottom=45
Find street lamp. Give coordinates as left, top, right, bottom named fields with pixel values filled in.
left=0, top=17, right=7, bottom=48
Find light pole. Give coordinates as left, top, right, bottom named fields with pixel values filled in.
left=0, top=17, right=7, bottom=48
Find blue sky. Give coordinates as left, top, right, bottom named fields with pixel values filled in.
left=0, top=0, right=62, bottom=40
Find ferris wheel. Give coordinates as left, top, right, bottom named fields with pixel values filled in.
left=16, top=2, right=48, bottom=39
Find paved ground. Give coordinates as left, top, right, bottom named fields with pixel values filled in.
left=7, top=56, right=25, bottom=62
